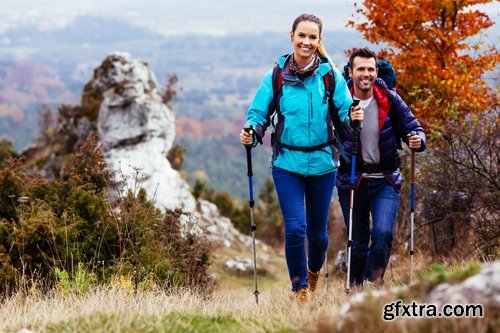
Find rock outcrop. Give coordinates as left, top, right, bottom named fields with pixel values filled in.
left=22, top=52, right=275, bottom=272
left=426, top=262, right=499, bottom=307
left=89, top=53, right=274, bottom=269
left=329, top=261, right=500, bottom=332
left=86, top=52, right=195, bottom=212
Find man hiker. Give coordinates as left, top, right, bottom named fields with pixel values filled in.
left=337, top=47, right=426, bottom=288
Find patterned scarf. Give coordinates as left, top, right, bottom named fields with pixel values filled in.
left=289, top=53, right=320, bottom=77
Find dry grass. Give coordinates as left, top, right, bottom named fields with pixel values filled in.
left=0, top=240, right=347, bottom=333
left=0, top=278, right=348, bottom=333
left=0, top=250, right=417, bottom=332
left=1, top=252, right=497, bottom=333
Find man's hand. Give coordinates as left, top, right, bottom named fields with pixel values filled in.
left=350, top=104, right=364, bottom=123
left=407, top=133, right=422, bottom=150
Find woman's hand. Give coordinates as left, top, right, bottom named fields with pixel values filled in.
left=240, top=128, right=253, bottom=146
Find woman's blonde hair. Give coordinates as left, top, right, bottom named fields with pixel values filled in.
left=317, top=43, right=335, bottom=68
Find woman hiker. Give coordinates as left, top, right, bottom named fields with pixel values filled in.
left=239, top=13, right=354, bottom=304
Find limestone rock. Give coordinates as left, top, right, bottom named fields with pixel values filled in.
left=88, top=52, right=195, bottom=211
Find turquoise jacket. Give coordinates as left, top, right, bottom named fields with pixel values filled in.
left=245, top=54, right=352, bottom=176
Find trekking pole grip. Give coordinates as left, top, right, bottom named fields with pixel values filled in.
left=409, top=130, right=416, bottom=204
left=409, top=131, right=416, bottom=181
left=244, top=127, right=253, bottom=177
left=350, top=100, right=361, bottom=154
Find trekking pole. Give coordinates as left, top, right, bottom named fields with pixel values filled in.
left=409, top=131, right=416, bottom=283
left=346, top=100, right=360, bottom=294
left=244, top=126, right=260, bottom=304
left=324, top=171, right=335, bottom=292
left=324, top=246, right=329, bottom=292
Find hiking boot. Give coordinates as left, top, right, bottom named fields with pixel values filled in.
left=363, top=279, right=383, bottom=290
left=293, top=287, right=308, bottom=305
left=307, top=268, right=321, bottom=293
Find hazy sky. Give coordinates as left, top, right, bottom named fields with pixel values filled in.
left=0, top=0, right=498, bottom=36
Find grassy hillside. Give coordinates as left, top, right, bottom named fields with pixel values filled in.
left=1, top=253, right=497, bottom=333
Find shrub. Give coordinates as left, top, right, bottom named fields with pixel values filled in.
left=0, top=135, right=214, bottom=295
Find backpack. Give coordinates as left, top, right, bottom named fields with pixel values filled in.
left=342, top=58, right=397, bottom=91
left=270, top=62, right=349, bottom=162
left=376, top=59, right=397, bottom=91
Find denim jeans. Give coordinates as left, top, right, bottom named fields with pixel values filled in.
left=272, top=166, right=335, bottom=291
left=338, top=178, right=400, bottom=286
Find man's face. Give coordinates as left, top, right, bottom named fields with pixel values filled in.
left=349, top=56, right=377, bottom=93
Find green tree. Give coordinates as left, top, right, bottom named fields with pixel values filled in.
left=255, top=178, right=283, bottom=246
left=167, top=143, right=187, bottom=171
left=0, top=139, right=18, bottom=169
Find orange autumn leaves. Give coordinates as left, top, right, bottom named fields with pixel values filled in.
left=348, top=0, right=499, bottom=131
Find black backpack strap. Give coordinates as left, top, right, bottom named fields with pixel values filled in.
left=272, top=64, right=282, bottom=94
left=277, top=139, right=337, bottom=153
left=386, top=90, right=403, bottom=150
left=323, top=70, right=350, bottom=163
left=269, top=64, right=283, bottom=128
left=271, top=64, right=282, bottom=111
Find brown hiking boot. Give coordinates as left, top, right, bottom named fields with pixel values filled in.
left=307, top=268, right=321, bottom=293
left=293, top=287, right=308, bottom=305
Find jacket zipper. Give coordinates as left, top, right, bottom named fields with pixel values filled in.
left=310, top=91, right=313, bottom=119
left=309, top=91, right=313, bottom=148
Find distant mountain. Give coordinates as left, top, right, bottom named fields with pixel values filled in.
left=0, top=15, right=364, bottom=199
left=1, top=15, right=165, bottom=46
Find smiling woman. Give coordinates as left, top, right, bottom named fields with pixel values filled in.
left=290, top=19, right=321, bottom=68
left=239, top=13, right=354, bottom=304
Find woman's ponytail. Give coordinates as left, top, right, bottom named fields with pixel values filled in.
left=317, top=42, right=336, bottom=69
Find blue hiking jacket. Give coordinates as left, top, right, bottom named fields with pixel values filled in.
left=245, top=54, right=352, bottom=176
left=336, top=78, right=427, bottom=191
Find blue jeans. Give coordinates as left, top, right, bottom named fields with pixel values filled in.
left=338, top=178, right=400, bottom=286
left=272, top=166, right=335, bottom=291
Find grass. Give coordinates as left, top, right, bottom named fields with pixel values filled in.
left=0, top=283, right=344, bottom=333
left=0, top=252, right=497, bottom=333
left=0, top=254, right=348, bottom=333
left=47, top=312, right=249, bottom=333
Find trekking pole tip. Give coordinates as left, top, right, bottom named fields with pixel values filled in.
left=254, top=289, right=260, bottom=304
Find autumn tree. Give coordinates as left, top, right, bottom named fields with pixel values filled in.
left=349, top=0, right=499, bottom=258
left=349, top=0, right=498, bottom=132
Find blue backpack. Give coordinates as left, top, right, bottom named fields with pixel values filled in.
left=376, top=59, right=397, bottom=91
left=342, top=58, right=397, bottom=91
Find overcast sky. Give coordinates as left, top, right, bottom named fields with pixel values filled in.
left=0, top=0, right=498, bottom=36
